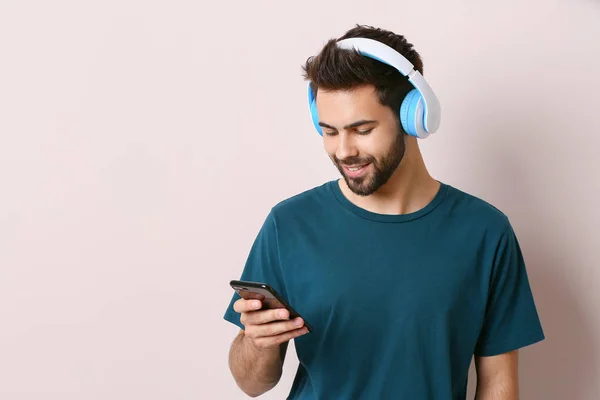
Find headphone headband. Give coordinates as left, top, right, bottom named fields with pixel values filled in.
left=335, top=37, right=441, bottom=135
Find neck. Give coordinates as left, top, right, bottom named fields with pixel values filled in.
left=339, top=138, right=440, bottom=215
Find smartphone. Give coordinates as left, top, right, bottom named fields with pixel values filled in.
left=230, top=280, right=312, bottom=332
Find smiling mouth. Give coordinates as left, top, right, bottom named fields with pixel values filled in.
left=347, top=165, right=365, bottom=171
left=342, top=163, right=370, bottom=177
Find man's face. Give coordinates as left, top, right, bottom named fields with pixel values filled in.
left=316, top=85, right=405, bottom=196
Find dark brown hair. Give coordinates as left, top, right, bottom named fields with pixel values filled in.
left=302, top=24, right=424, bottom=127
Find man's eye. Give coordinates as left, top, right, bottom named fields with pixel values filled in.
left=324, top=131, right=337, bottom=136
left=357, top=129, right=373, bottom=135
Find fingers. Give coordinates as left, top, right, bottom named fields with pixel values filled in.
left=243, top=307, right=290, bottom=326
left=232, top=298, right=310, bottom=348
left=233, top=298, right=262, bottom=313
left=233, top=299, right=292, bottom=325
left=248, top=325, right=310, bottom=350
left=245, top=316, right=306, bottom=339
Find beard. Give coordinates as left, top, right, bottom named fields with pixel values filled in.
left=332, top=131, right=406, bottom=196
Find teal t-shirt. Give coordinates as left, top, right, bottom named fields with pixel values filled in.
left=223, top=180, right=545, bottom=399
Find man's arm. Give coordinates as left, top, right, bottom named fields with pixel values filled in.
left=227, top=298, right=309, bottom=397
left=228, top=329, right=289, bottom=397
left=474, top=350, right=519, bottom=400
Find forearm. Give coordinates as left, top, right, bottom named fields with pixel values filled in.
left=228, top=332, right=284, bottom=397
left=474, top=378, right=518, bottom=400
left=474, top=351, right=518, bottom=400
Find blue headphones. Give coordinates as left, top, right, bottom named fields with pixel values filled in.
left=307, top=37, right=441, bottom=139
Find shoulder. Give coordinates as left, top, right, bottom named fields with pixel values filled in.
left=270, top=180, right=334, bottom=218
left=442, top=183, right=511, bottom=235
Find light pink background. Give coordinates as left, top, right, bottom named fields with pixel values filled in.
left=1, top=0, right=599, bottom=399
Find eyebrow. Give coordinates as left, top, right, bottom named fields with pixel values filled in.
left=318, top=120, right=378, bottom=130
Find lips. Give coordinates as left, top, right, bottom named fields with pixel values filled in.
left=343, top=163, right=370, bottom=178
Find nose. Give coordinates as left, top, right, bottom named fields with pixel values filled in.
left=335, top=133, right=359, bottom=161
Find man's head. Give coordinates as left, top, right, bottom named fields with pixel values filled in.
left=302, top=25, right=424, bottom=196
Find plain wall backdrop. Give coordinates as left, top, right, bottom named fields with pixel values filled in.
left=1, top=0, right=599, bottom=399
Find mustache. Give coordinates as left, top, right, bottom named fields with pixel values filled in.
left=334, top=155, right=376, bottom=166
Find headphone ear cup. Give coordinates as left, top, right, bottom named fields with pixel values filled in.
left=399, top=89, right=423, bottom=137
left=308, top=84, right=323, bottom=136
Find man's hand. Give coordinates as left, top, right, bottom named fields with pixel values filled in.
left=233, top=298, right=309, bottom=349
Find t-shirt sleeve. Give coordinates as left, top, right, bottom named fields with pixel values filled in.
left=223, top=209, right=286, bottom=331
left=474, top=223, right=545, bottom=357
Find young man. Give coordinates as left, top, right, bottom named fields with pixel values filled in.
left=223, top=24, right=545, bottom=399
